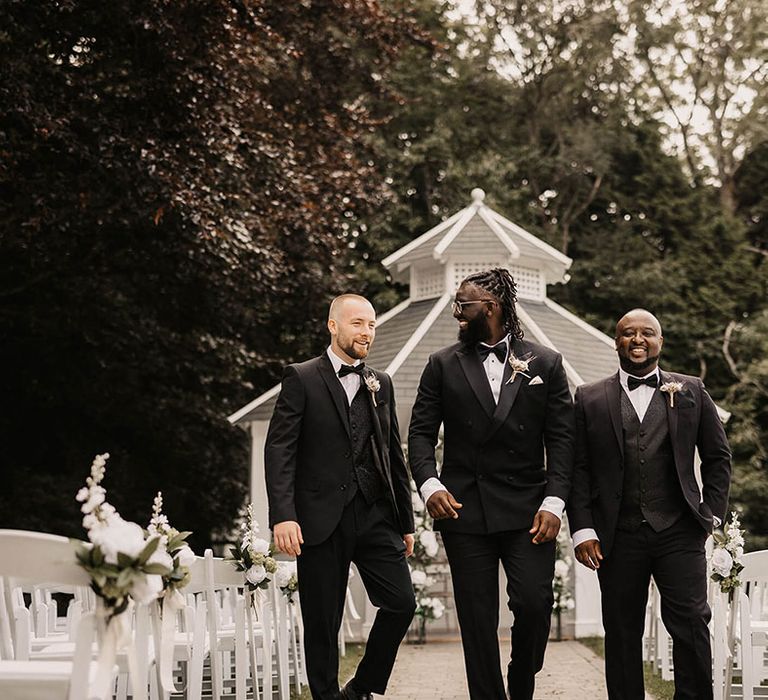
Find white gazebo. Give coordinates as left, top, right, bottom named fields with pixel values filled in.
left=228, top=188, right=622, bottom=638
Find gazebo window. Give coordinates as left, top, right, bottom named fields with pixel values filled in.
left=413, top=267, right=445, bottom=301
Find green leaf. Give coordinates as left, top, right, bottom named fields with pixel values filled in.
left=117, top=552, right=134, bottom=568
left=138, top=536, right=161, bottom=565
left=144, top=563, right=171, bottom=575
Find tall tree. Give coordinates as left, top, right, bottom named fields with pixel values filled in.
left=0, top=0, right=417, bottom=544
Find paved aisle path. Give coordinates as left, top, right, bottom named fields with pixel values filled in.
left=384, top=638, right=647, bottom=699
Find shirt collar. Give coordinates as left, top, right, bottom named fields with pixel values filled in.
left=619, top=366, right=660, bottom=388
left=478, top=334, right=511, bottom=351
left=326, top=346, right=362, bottom=374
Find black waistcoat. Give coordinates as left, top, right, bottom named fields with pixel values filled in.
left=347, top=385, right=384, bottom=505
left=617, top=389, right=687, bottom=532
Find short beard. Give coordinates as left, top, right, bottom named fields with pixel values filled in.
left=458, top=313, right=491, bottom=347
left=619, top=353, right=660, bottom=374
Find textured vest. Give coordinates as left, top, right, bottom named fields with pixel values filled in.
left=617, top=390, right=686, bottom=532
left=347, top=385, right=384, bottom=505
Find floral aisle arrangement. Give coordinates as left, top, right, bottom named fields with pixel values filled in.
left=409, top=484, right=444, bottom=643
left=276, top=561, right=299, bottom=603
left=552, top=523, right=575, bottom=641
left=229, top=504, right=278, bottom=591
left=710, top=511, right=746, bottom=596
left=147, top=491, right=197, bottom=693
left=74, top=453, right=173, bottom=699
left=74, top=453, right=173, bottom=613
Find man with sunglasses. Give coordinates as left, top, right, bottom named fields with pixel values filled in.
left=409, top=268, right=574, bottom=700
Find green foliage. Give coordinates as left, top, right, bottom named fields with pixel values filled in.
left=0, top=0, right=419, bottom=544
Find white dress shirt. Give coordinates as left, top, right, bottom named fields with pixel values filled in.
left=419, top=335, right=565, bottom=520
left=571, top=367, right=661, bottom=548
left=326, top=346, right=362, bottom=405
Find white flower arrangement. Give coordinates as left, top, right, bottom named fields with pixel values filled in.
left=147, top=492, right=195, bottom=595
left=364, top=372, right=381, bottom=406
left=416, top=595, right=445, bottom=621
left=507, top=353, right=535, bottom=385
left=228, top=504, right=278, bottom=590
left=659, top=380, right=685, bottom=408
left=74, top=454, right=172, bottom=615
left=710, top=511, right=746, bottom=595
left=276, top=561, right=299, bottom=603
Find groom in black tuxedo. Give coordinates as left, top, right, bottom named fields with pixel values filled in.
left=265, top=294, right=415, bottom=700
left=408, top=268, right=574, bottom=700
left=567, top=308, right=731, bottom=700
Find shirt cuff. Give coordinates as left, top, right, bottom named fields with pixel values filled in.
left=713, top=515, right=722, bottom=528
left=572, top=528, right=600, bottom=548
left=420, top=477, right=447, bottom=504
left=538, top=496, right=565, bottom=520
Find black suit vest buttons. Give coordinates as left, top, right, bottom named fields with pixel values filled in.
left=341, top=484, right=347, bottom=491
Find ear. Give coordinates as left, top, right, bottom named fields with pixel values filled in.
left=328, top=318, right=336, bottom=335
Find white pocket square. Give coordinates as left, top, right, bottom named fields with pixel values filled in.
left=528, top=375, right=544, bottom=386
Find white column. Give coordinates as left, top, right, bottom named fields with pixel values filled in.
left=574, top=562, right=604, bottom=637
left=249, top=420, right=270, bottom=530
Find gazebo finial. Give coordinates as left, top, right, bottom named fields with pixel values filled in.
left=470, top=187, right=486, bottom=205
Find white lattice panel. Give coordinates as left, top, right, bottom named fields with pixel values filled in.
left=450, top=262, right=545, bottom=301
left=413, top=267, right=445, bottom=300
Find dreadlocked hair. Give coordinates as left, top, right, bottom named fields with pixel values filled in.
left=463, top=268, right=524, bottom=341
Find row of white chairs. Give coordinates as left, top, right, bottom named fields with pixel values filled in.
left=0, top=529, right=308, bottom=700
left=643, top=547, right=768, bottom=699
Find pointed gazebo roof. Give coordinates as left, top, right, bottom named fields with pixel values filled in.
left=228, top=188, right=618, bottom=428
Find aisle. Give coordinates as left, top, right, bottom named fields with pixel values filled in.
left=383, top=638, right=653, bottom=699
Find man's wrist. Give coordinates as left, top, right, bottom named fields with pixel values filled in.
left=420, top=477, right=446, bottom=504
left=572, top=528, right=599, bottom=548
left=538, top=496, right=565, bottom=520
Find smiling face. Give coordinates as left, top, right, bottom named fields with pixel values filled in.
left=453, top=282, right=496, bottom=346
left=615, top=309, right=663, bottom=374
left=328, top=295, right=376, bottom=363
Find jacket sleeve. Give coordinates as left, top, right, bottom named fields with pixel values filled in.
left=566, top=386, right=595, bottom=532
left=407, top=354, right=443, bottom=489
left=386, top=375, right=415, bottom=534
left=543, top=353, right=575, bottom=502
left=264, top=365, right=305, bottom=527
left=696, top=379, right=732, bottom=524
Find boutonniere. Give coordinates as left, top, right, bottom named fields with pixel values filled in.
left=364, top=372, right=381, bottom=406
left=660, top=380, right=685, bottom=407
left=506, top=353, right=536, bottom=385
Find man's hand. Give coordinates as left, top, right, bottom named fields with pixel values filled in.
left=574, top=539, right=603, bottom=570
left=403, top=534, right=415, bottom=557
left=427, top=490, right=463, bottom=520
left=529, top=510, right=561, bottom=544
left=273, top=520, right=304, bottom=557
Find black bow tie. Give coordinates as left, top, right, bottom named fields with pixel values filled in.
left=477, top=342, right=507, bottom=364
left=338, top=363, right=366, bottom=378
left=627, top=374, right=658, bottom=391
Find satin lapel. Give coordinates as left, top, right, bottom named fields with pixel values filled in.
left=660, top=371, right=681, bottom=469
left=605, top=373, right=624, bottom=458
left=317, top=356, right=350, bottom=437
left=485, top=347, right=522, bottom=442
left=456, top=348, right=495, bottom=417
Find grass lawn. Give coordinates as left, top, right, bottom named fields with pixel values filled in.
left=290, top=643, right=366, bottom=700
left=579, top=637, right=675, bottom=700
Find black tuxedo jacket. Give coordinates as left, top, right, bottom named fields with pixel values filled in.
left=567, top=370, right=732, bottom=557
left=408, top=338, right=575, bottom=534
left=264, top=353, right=414, bottom=547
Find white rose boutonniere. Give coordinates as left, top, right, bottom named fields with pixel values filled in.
left=507, top=354, right=535, bottom=385
left=365, top=372, right=381, bottom=406
left=660, top=380, right=685, bottom=407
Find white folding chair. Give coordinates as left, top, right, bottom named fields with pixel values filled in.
left=0, top=529, right=113, bottom=700
left=737, top=550, right=768, bottom=700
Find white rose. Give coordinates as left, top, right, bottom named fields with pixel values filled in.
left=412, top=492, right=425, bottom=513
left=90, top=517, right=146, bottom=564
left=411, top=569, right=428, bottom=587
left=430, top=598, right=445, bottom=619
left=711, top=548, right=734, bottom=578
left=175, top=545, right=196, bottom=567
left=130, top=574, right=164, bottom=605
left=275, top=562, right=296, bottom=588
left=245, top=564, right=266, bottom=585
left=148, top=546, right=174, bottom=572
left=554, top=560, right=570, bottom=579
left=419, top=530, right=439, bottom=558
left=249, top=538, right=271, bottom=556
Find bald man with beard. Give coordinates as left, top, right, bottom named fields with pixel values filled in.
left=567, top=309, right=732, bottom=700
left=265, top=294, right=415, bottom=700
